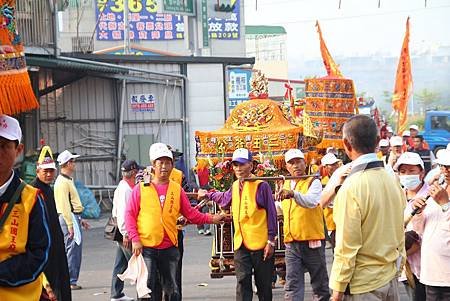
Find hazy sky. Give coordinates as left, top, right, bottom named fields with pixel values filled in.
left=245, top=0, right=450, bottom=60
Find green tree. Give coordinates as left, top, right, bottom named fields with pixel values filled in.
left=382, top=90, right=393, bottom=105
left=415, top=89, right=440, bottom=110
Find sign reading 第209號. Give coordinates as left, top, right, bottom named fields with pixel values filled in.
left=96, top=0, right=184, bottom=41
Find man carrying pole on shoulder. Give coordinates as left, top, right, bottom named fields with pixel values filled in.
left=277, top=149, right=330, bottom=301
left=198, top=148, right=277, bottom=301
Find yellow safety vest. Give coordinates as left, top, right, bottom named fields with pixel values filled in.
left=281, top=178, right=325, bottom=242
left=0, top=184, right=42, bottom=301
left=321, top=176, right=336, bottom=231
left=170, top=168, right=183, bottom=186
left=231, top=180, right=268, bottom=251
left=138, top=181, right=181, bottom=247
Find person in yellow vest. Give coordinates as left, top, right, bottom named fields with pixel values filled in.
left=0, top=115, right=51, bottom=301
left=276, top=149, right=330, bottom=301
left=125, top=143, right=224, bottom=301
left=320, top=152, right=341, bottom=251
left=198, top=148, right=277, bottom=301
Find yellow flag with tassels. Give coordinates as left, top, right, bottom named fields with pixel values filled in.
left=0, top=0, right=39, bottom=115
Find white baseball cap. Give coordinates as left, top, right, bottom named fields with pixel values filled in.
left=394, top=152, right=424, bottom=171
left=402, top=130, right=410, bottom=137
left=409, top=124, right=419, bottom=131
left=390, top=136, right=403, bottom=147
left=379, top=139, right=390, bottom=147
left=57, top=150, right=80, bottom=165
left=435, top=149, right=450, bottom=166
left=321, top=153, right=339, bottom=166
left=149, top=142, right=173, bottom=162
left=232, top=148, right=252, bottom=164
left=285, top=149, right=304, bottom=163
left=386, top=126, right=393, bottom=133
left=0, top=115, right=22, bottom=142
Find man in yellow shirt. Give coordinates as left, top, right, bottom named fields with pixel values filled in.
left=55, top=150, right=89, bottom=290
left=330, top=115, right=406, bottom=301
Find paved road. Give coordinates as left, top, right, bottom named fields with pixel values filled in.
left=72, top=215, right=408, bottom=300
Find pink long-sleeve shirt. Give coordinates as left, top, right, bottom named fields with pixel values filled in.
left=126, top=182, right=213, bottom=249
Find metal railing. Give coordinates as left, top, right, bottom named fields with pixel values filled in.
left=16, top=0, right=55, bottom=49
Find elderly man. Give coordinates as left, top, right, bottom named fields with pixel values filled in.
left=198, top=148, right=277, bottom=301
left=411, top=149, right=450, bottom=301
left=330, top=115, right=406, bottom=301
left=55, top=150, right=89, bottom=290
left=277, top=149, right=330, bottom=301
left=31, top=146, right=72, bottom=301
left=126, top=143, right=224, bottom=301
left=0, top=115, right=50, bottom=300
left=110, top=160, right=140, bottom=301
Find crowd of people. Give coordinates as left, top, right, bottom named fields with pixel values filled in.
left=0, top=113, right=449, bottom=301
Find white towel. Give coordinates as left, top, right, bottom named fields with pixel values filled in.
left=71, top=213, right=82, bottom=245
left=118, top=254, right=151, bottom=298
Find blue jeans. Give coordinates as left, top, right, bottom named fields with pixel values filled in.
left=140, top=246, right=180, bottom=301
left=284, top=241, right=330, bottom=301
left=59, top=214, right=83, bottom=285
left=111, top=243, right=132, bottom=299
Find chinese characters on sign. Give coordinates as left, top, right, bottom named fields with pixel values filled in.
left=200, top=133, right=297, bottom=155
left=96, top=0, right=184, bottom=40
left=208, top=0, right=240, bottom=40
left=228, top=68, right=251, bottom=109
left=130, top=93, right=156, bottom=112
left=95, top=0, right=241, bottom=41
left=162, top=0, right=195, bottom=15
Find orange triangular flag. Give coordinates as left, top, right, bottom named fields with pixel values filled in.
left=392, top=17, right=412, bottom=134
left=316, top=21, right=343, bottom=78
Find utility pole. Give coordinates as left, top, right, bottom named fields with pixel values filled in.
left=123, top=0, right=130, bottom=54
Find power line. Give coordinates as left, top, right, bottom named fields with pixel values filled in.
left=247, top=4, right=450, bottom=26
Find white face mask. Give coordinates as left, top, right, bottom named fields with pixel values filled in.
left=399, top=174, right=422, bottom=190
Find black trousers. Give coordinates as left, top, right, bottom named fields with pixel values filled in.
left=139, top=246, right=180, bottom=301
left=426, top=285, right=450, bottom=301
left=234, top=245, right=274, bottom=301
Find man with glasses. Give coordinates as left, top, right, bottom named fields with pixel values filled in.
left=55, top=150, right=89, bottom=290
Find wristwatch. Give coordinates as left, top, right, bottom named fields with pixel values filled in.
left=334, top=184, right=342, bottom=194
left=441, top=202, right=449, bottom=212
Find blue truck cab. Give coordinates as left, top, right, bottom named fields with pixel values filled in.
left=421, top=110, right=450, bottom=154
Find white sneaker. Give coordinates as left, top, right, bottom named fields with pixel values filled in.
left=111, top=296, right=134, bottom=301
left=204, top=229, right=211, bottom=236
left=198, top=229, right=205, bottom=235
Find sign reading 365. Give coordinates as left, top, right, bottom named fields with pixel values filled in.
left=97, top=0, right=158, bottom=13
